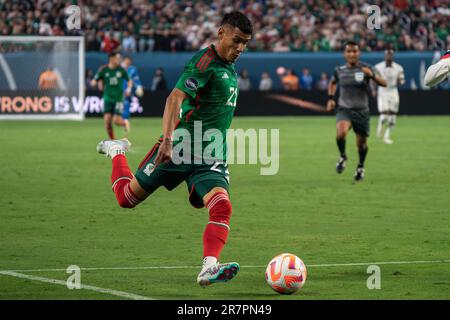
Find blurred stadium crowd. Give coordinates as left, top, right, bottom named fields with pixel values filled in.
left=1, top=0, right=449, bottom=53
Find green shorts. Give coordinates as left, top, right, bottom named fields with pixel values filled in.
left=336, top=107, right=370, bottom=137
left=103, top=100, right=124, bottom=115
left=134, top=142, right=230, bottom=208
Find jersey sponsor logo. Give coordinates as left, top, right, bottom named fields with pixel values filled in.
left=185, top=77, right=199, bottom=91
left=355, top=72, right=364, bottom=82
left=143, top=163, right=155, bottom=176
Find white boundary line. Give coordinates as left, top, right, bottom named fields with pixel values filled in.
left=2, top=259, right=450, bottom=273
left=0, top=271, right=153, bottom=300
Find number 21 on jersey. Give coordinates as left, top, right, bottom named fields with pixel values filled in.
left=226, top=87, right=237, bottom=107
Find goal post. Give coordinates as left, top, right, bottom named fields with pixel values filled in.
left=0, top=36, right=85, bottom=120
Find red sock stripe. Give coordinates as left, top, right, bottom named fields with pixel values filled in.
left=138, top=143, right=159, bottom=169
left=206, top=192, right=229, bottom=210
left=124, top=183, right=139, bottom=205
left=112, top=176, right=132, bottom=192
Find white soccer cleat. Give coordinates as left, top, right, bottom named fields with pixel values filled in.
left=197, top=262, right=240, bottom=287
left=96, top=138, right=131, bottom=158
left=383, top=138, right=394, bottom=144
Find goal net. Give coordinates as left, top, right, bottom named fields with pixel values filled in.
left=0, top=36, right=85, bottom=120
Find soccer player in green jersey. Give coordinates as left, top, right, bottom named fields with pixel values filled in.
left=96, top=12, right=252, bottom=287
left=91, top=52, right=132, bottom=139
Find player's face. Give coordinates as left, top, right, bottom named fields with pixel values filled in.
left=344, top=45, right=360, bottom=65
left=110, top=54, right=121, bottom=67
left=218, top=25, right=252, bottom=63
left=122, top=58, right=131, bottom=68
left=385, top=50, right=394, bottom=63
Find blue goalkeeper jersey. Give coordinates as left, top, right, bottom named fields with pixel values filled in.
left=123, top=65, right=142, bottom=96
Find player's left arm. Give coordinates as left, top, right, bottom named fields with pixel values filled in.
left=398, top=66, right=405, bottom=86
left=123, top=69, right=132, bottom=97
left=131, top=67, right=144, bottom=97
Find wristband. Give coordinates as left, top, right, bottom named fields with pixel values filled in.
left=328, top=95, right=335, bottom=100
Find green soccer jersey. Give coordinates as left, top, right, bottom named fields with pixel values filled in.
left=94, top=65, right=129, bottom=103
left=174, top=44, right=238, bottom=163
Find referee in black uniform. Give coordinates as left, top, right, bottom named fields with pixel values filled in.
left=327, top=41, right=387, bottom=181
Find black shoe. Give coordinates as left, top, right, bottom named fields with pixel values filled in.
left=354, top=166, right=365, bottom=181
left=336, top=156, right=347, bottom=174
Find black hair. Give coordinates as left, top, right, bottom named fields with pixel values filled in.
left=221, top=11, right=253, bottom=35
left=344, top=40, right=359, bottom=48
left=108, top=51, right=120, bottom=59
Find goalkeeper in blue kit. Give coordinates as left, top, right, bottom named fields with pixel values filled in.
left=122, top=56, right=144, bottom=136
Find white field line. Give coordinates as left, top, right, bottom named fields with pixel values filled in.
left=0, top=271, right=153, bottom=300
left=1, top=259, right=450, bottom=273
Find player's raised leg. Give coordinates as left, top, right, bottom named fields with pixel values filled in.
left=355, top=134, right=368, bottom=181
left=97, top=138, right=149, bottom=208
left=335, top=119, right=351, bottom=174
left=197, top=186, right=239, bottom=287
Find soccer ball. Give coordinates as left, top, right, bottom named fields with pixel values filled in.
left=265, top=253, right=307, bottom=294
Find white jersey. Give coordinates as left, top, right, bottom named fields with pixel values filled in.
left=375, top=61, right=405, bottom=113
left=374, top=61, right=405, bottom=97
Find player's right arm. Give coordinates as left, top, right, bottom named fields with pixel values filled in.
left=424, top=51, right=450, bottom=87
left=327, top=68, right=338, bottom=112
left=153, top=88, right=188, bottom=167
left=91, top=66, right=104, bottom=90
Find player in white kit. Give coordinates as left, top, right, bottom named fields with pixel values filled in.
left=374, top=49, right=405, bottom=144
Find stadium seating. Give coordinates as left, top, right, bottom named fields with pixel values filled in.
left=0, top=0, right=449, bottom=53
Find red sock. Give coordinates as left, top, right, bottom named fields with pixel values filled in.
left=107, top=126, right=115, bottom=139
left=111, top=154, right=139, bottom=208
left=203, top=192, right=232, bottom=258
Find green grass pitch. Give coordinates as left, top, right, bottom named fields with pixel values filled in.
left=1, top=116, right=449, bottom=300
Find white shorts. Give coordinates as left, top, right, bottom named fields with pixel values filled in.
left=378, top=94, right=399, bottom=113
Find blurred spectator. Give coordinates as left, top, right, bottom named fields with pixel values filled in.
left=151, top=67, right=167, bottom=91
left=101, top=31, right=121, bottom=54
left=138, top=22, right=155, bottom=52
left=259, top=72, right=273, bottom=91
left=281, top=69, right=300, bottom=91
left=38, top=67, right=59, bottom=90
left=316, top=72, right=330, bottom=91
left=300, top=68, right=313, bottom=91
left=238, top=69, right=251, bottom=91
left=1, top=0, right=449, bottom=52
left=122, top=30, right=136, bottom=53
